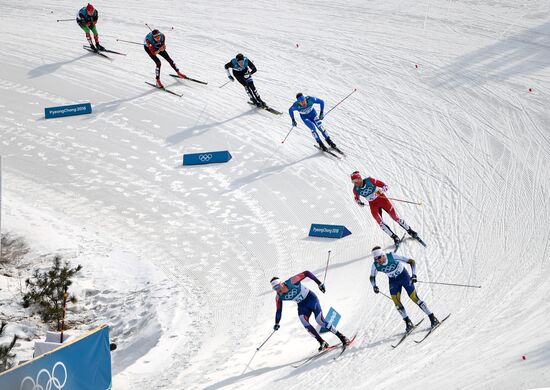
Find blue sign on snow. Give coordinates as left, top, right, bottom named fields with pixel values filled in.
left=320, top=307, right=341, bottom=333
left=183, top=150, right=232, bottom=166
left=44, top=103, right=92, bottom=119
left=309, top=224, right=352, bottom=239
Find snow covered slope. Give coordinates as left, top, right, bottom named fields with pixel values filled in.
left=1, top=0, right=549, bottom=389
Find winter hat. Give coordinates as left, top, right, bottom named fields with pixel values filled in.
left=351, top=171, right=362, bottom=181
left=86, top=3, right=94, bottom=12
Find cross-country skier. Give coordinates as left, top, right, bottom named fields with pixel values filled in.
left=369, top=246, right=439, bottom=331
left=76, top=3, right=104, bottom=52
left=224, top=53, right=266, bottom=107
left=288, top=93, right=338, bottom=152
left=144, top=29, right=186, bottom=88
left=351, top=171, right=422, bottom=249
left=271, top=271, right=350, bottom=351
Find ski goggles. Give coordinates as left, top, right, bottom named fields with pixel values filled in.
left=271, top=278, right=282, bottom=290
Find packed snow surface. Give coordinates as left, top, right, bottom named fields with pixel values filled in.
left=1, top=0, right=549, bottom=389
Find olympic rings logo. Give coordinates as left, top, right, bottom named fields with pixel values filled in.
left=285, top=289, right=299, bottom=299
left=20, top=361, right=67, bottom=390
left=198, top=154, right=213, bottom=162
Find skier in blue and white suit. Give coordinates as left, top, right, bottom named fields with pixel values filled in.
left=288, top=93, right=338, bottom=151
left=271, top=271, right=349, bottom=351
left=369, top=246, right=440, bottom=331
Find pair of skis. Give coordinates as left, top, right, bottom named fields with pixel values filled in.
left=394, top=234, right=428, bottom=252
left=83, top=45, right=126, bottom=60
left=314, top=144, right=345, bottom=158
left=391, top=314, right=451, bottom=348
left=145, top=74, right=209, bottom=97
left=292, top=334, right=357, bottom=368
left=247, top=101, right=283, bottom=115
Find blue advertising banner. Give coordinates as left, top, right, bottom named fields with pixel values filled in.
left=0, top=325, right=112, bottom=390
left=320, top=307, right=341, bottom=333
left=183, top=150, right=232, bottom=165
left=309, top=224, right=352, bottom=239
left=44, top=103, right=92, bottom=119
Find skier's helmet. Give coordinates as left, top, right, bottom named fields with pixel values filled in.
left=152, top=29, right=161, bottom=39
left=236, top=53, right=244, bottom=61
left=270, top=277, right=282, bottom=291
left=296, top=93, right=307, bottom=106
left=351, top=171, right=362, bottom=182
left=371, top=246, right=385, bottom=263
left=86, top=3, right=94, bottom=13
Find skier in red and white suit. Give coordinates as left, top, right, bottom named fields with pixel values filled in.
left=351, top=171, right=420, bottom=249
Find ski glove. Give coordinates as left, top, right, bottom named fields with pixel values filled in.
left=319, top=112, right=325, bottom=120
left=373, top=286, right=379, bottom=294
left=411, top=275, right=417, bottom=283
left=273, top=324, right=280, bottom=331
left=356, top=199, right=365, bottom=206
left=291, top=119, right=297, bottom=127
left=228, top=75, right=234, bottom=82
left=318, top=283, right=326, bottom=293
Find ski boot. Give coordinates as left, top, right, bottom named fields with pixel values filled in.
left=429, top=314, right=440, bottom=329
left=407, top=228, right=418, bottom=239
left=89, top=43, right=98, bottom=53
left=318, top=340, right=329, bottom=352
left=405, top=318, right=414, bottom=333
left=317, top=140, right=328, bottom=152
left=326, top=138, right=337, bottom=149
left=392, top=234, right=401, bottom=250
left=96, top=43, right=105, bottom=51
left=176, top=70, right=187, bottom=79
left=156, top=79, right=164, bottom=88
left=335, top=331, right=349, bottom=346
left=257, top=98, right=267, bottom=108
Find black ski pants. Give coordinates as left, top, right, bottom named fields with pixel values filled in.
left=234, top=72, right=262, bottom=103
left=144, top=46, right=179, bottom=79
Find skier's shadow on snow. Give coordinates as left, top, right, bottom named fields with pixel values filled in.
left=204, top=362, right=294, bottom=389
left=221, top=152, right=319, bottom=195
left=165, top=108, right=257, bottom=145
left=92, top=88, right=164, bottom=114
left=27, top=54, right=89, bottom=78
left=429, top=21, right=550, bottom=88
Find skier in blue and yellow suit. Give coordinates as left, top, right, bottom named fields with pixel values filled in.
left=369, top=246, right=440, bottom=332
left=288, top=93, right=338, bottom=151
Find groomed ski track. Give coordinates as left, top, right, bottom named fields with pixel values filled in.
left=1, top=1, right=549, bottom=389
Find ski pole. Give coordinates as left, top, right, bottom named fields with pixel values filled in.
left=256, top=330, right=276, bottom=351
left=281, top=125, right=295, bottom=144
left=219, top=80, right=232, bottom=89
left=116, top=39, right=142, bottom=45
left=145, top=23, right=153, bottom=31
left=241, top=330, right=276, bottom=375
left=56, top=18, right=74, bottom=22
left=324, top=88, right=357, bottom=117
left=322, top=250, right=331, bottom=284
left=417, top=280, right=481, bottom=288
left=386, top=197, right=423, bottom=206
left=379, top=291, right=392, bottom=300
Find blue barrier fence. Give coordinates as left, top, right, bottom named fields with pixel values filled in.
left=44, top=103, right=92, bottom=119
left=0, top=325, right=112, bottom=390
left=183, top=150, right=232, bottom=166
left=309, top=224, right=352, bottom=239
